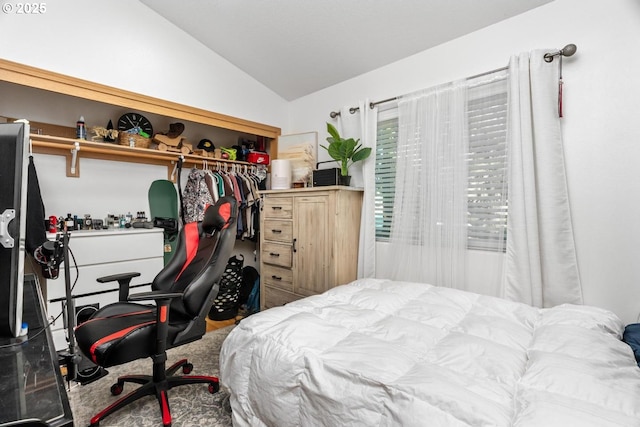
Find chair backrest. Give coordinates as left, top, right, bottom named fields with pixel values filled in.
left=152, top=196, right=237, bottom=323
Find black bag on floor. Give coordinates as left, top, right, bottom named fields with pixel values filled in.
left=238, top=266, right=259, bottom=306
left=209, top=255, right=244, bottom=321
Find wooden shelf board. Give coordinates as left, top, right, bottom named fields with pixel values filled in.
left=0, top=58, right=281, bottom=139
left=31, top=134, right=256, bottom=181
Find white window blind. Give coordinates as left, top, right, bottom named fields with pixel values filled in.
left=466, top=80, right=508, bottom=250
left=374, top=108, right=398, bottom=240
left=374, top=74, right=508, bottom=251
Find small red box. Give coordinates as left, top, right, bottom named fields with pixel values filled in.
left=247, top=151, right=270, bottom=165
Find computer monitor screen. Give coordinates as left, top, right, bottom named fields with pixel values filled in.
left=0, top=122, right=29, bottom=338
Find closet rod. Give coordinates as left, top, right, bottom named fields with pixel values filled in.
left=329, top=43, right=576, bottom=117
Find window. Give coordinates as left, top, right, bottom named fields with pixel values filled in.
left=374, top=76, right=508, bottom=251
left=374, top=109, right=398, bottom=240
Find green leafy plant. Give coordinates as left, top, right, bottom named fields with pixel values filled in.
left=321, top=122, right=372, bottom=176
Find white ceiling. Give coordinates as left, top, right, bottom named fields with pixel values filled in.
left=140, top=0, right=552, bottom=101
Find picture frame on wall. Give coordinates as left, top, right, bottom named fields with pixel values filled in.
left=277, top=131, right=317, bottom=186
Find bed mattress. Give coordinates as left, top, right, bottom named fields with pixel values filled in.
left=220, top=278, right=640, bottom=426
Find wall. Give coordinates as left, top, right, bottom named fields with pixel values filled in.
left=288, top=0, right=640, bottom=323
left=0, top=0, right=287, bottom=126
left=0, top=0, right=283, bottom=268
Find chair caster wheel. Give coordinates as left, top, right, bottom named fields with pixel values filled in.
left=208, top=382, right=219, bottom=394
left=182, top=362, right=193, bottom=374
left=111, top=383, right=123, bottom=396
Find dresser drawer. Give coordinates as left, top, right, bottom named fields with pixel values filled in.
left=261, top=241, right=292, bottom=268
left=263, top=196, right=293, bottom=219
left=263, top=285, right=302, bottom=309
left=263, top=219, right=292, bottom=243
left=262, top=264, right=293, bottom=292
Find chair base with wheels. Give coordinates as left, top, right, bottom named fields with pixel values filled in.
left=89, top=357, right=219, bottom=427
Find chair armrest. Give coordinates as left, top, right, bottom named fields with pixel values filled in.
left=96, top=272, right=141, bottom=283
left=97, top=272, right=142, bottom=301
left=128, top=290, right=183, bottom=357
left=127, top=290, right=182, bottom=302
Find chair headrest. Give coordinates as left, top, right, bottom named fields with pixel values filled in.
left=202, top=196, right=237, bottom=234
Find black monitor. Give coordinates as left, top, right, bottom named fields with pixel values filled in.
left=0, top=121, right=29, bottom=338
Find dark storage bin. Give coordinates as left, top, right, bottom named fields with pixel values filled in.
left=209, top=255, right=243, bottom=321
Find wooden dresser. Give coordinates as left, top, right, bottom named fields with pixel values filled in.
left=259, top=186, right=363, bottom=310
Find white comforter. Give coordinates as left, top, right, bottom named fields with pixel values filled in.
left=220, top=279, right=640, bottom=426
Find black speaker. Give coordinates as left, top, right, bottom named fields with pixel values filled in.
left=75, top=303, right=99, bottom=325
left=312, top=168, right=341, bottom=187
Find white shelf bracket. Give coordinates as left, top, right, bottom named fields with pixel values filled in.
left=68, top=141, right=80, bottom=177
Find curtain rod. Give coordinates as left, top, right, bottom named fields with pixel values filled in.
left=329, top=43, right=577, bottom=118
left=329, top=65, right=508, bottom=116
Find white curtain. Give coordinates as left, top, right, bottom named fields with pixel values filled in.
left=386, top=82, right=469, bottom=287
left=503, top=51, right=583, bottom=307
left=334, top=102, right=378, bottom=278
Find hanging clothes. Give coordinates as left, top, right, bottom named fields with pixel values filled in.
left=239, top=172, right=256, bottom=240
left=204, top=170, right=220, bottom=203
left=182, top=168, right=214, bottom=223
left=230, top=172, right=245, bottom=237
left=181, top=163, right=266, bottom=239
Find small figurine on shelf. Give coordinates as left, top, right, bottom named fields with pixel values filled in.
left=104, top=120, right=116, bottom=142
left=153, top=122, right=192, bottom=154
left=194, top=138, right=215, bottom=158
left=91, top=120, right=119, bottom=143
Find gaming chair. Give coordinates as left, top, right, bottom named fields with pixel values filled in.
left=74, top=196, right=237, bottom=427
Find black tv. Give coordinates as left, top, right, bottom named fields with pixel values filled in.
left=0, top=121, right=29, bottom=339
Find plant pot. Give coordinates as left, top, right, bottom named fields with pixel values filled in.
left=339, top=175, right=351, bottom=186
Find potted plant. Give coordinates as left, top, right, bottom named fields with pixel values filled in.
left=321, top=122, right=372, bottom=186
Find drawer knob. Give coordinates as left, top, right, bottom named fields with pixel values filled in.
left=271, top=275, right=282, bottom=281
left=269, top=252, right=280, bottom=257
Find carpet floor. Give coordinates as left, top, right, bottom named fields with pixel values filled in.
left=67, top=325, right=234, bottom=427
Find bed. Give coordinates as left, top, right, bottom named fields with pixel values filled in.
left=219, top=278, right=640, bottom=426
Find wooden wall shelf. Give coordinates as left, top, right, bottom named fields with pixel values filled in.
left=32, top=134, right=255, bottom=180
left=0, top=59, right=280, bottom=139
left=0, top=58, right=281, bottom=180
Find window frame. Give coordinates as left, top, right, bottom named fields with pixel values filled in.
left=374, top=75, right=508, bottom=251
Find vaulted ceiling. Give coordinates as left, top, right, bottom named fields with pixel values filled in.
left=140, top=0, right=552, bottom=101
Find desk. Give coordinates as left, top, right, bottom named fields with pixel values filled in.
left=0, top=275, right=73, bottom=427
